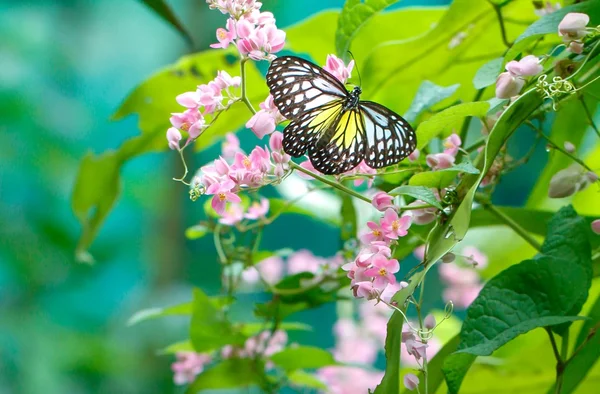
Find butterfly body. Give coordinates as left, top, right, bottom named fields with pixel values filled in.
left=266, top=56, right=416, bottom=175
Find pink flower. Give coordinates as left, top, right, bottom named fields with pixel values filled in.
left=360, top=221, right=387, bottom=244
left=170, top=108, right=205, bottom=138
left=206, top=179, right=242, bottom=215
left=442, top=133, right=462, bottom=156
left=214, top=69, right=241, bottom=89
left=249, top=146, right=271, bottom=173
left=568, top=41, right=585, bottom=54
left=403, top=373, right=420, bottom=391
left=495, top=71, right=525, bottom=99
left=219, top=203, right=244, bottom=225
left=196, top=82, right=223, bottom=114
left=380, top=209, right=412, bottom=240
left=246, top=95, right=285, bottom=138
left=222, top=132, right=241, bottom=159
left=256, top=256, right=284, bottom=284
left=380, top=281, right=407, bottom=303
left=591, top=219, right=600, bottom=235
left=405, top=339, right=428, bottom=361
left=558, top=13, right=590, bottom=40
left=288, top=249, right=322, bottom=274
left=269, top=131, right=284, bottom=151
left=462, top=246, right=488, bottom=269
left=237, top=23, right=286, bottom=61
left=424, top=314, right=436, bottom=330
left=166, top=127, right=182, bottom=150
left=245, top=198, right=269, bottom=219
left=317, top=366, right=383, bottom=394
left=371, top=191, right=395, bottom=212
left=409, top=200, right=438, bottom=225
left=364, top=255, right=399, bottom=288
left=351, top=161, right=377, bottom=188
left=352, top=281, right=380, bottom=300
left=426, top=152, right=455, bottom=170
left=438, top=263, right=480, bottom=286
left=176, top=91, right=201, bottom=108
left=210, top=19, right=237, bottom=49
left=323, top=54, right=354, bottom=84
left=172, top=352, right=211, bottom=385
left=355, top=242, right=392, bottom=267
left=408, top=148, right=420, bottom=162
left=505, top=55, right=543, bottom=77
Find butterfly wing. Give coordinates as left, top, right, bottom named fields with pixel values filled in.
left=308, top=108, right=366, bottom=175
left=266, top=56, right=350, bottom=158
left=359, top=101, right=417, bottom=169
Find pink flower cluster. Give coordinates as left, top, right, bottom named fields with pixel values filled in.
left=426, top=133, right=462, bottom=170
left=246, top=94, right=286, bottom=139
left=436, top=245, right=487, bottom=309
left=172, top=352, right=212, bottom=385
left=195, top=131, right=290, bottom=215
left=221, top=329, right=287, bottom=360
left=207, top=0, right=285, bottom=61
left=343, top=208, right=412, bottom=300
left=495, top=55, right=543, bottom=99
left=559, top=12, right=590, bottom=54
left=241, top=249, right=343, bottom=285
left=167, top=71, right=241, bottom=149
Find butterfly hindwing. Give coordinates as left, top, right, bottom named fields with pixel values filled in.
left=359, top=101, right=416, bottom=169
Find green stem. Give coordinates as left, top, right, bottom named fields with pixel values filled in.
left=477, top=197, right=543, bottom=251
left=241, top=58, right=257, bottom=115
left=290, top=161, right=372, bottom=204
left=545, top=328, right=565, bottom=394
left=416, top=278, right=429, bottom=394
left=489, top=1, right=513, bottom=48
left=213, top=224, right=228, bottom=264
left=579, top=95, right=600, bottom=139
left=459, top=88, right=485, bottom=143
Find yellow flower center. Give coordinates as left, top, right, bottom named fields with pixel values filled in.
left=373, top=229, right=381, bottom=237
left=218, top=193, right=227, bottom=201
left=392, top=220, right=399, bottom=231
left=217, top=29, right=228, bottom=40
left=243, top=157, right=251, bottom=169
left=379, top=268, right=387, bottom=277
left=180, top=123, right=190, bottom=131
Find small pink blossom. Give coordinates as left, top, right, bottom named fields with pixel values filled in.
left=246, top=95, right=285, bottom=138
left=170, top=108, right=206, bottom=138
left=403, top=373, right=420, bottom=391
left=505, top=55, right=543, bottom=77
left=426, top=152, right=455, bottom=170
left=591, top=219, right=600, bottom=235
left=495, top=71, right=525, bottom=99
left=364, top=255, right=399, bottom=289
left=269, top=130, right=284, bottom=151
left=568, top=41, right=585, bottom=54
left=245, top=198, right=269, bottom=220
left=408, top=148, right=420, bottom=161
left=210, top=19, right=237, bottom=49
left=462, top=246, right=488, bottom=269
left=317, top=366, right=383, bottom=394
left=558, top=12, right=590, bottom=40
left=405, top=338, right=428, bottom=361
left=424, top=314, right=436, bottom=330
left=380, top=281, right=406, bottom=303
left=166, top=127, right=182, bottom=150
left=439, top=263, right=480, bottom=286
left=196, top=82, right=223, bottom=113
left=214, top=69, right=241, bottom=89
left=371, top=191, right=395, bottom=212
left=256, top=256, right=284, bottom=284
left=380, top=209, right=412, bottom=240
left=355, top=242, right=392, bottom=267
left=323, top=54, right=354, bottom=84
left=443, top=133, right=462, bottom=156
left=360, top=221, right=387, bottom=244
left=219, top=203, right=244, bottom=225
left=176, top=91, right=201, bottom=108
left=352, top=281, right=380, bottom=300
left=351, top=161, right=377, bottom=188
left=206, top=179, right=242, bottom=215
left=222, top=132, right=241, bottom=159
left=288, top=249, right=322, bottom=274
left=172, top=352, right=211, bottom=385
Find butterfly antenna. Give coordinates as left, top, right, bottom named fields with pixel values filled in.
left=347, top=50, right=362, bottom=88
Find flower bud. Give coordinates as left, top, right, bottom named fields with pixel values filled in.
left=505, top=55, right=543, bottom=77
left=442, top=252, right=456, bottom=264
left=568, top=41, right=584, bottom=54
left=558, top=13, right=590, bottom=40
left=548, top=164, right=585, bottom=198
left=269, top=131, right=284, bottom=151
left=495, top=72, right=525, bottom=99
left=424, top=314, right=436, bottom=330
left=403, top=373, right=420, bottom=391
left=166, top=127, right=182, bottom=150
left=408, top=148, right=420, bottom=162
left=563, top=141, right=576, bottom=153
left=371, top=191, right=395, bottom=212
left=592, top=219, right=600, bottom=235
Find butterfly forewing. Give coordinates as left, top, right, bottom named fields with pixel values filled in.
left=359, top=101, right=416, bottom=168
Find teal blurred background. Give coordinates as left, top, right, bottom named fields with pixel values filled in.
left=0, top=0, right=458, bottom=393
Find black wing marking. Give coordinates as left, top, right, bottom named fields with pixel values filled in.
left=359, top=101, right=417, bottom=169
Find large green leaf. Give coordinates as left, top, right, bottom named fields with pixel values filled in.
left=270, top=346, right=338, bottom=372
left=127, top=301, right=192, bottom=326
left=472, top=57, right=503, bottom=89
left=388, top=185, right=443, bottom=209
left=335, top=0, right=403, bottom=57
left=186, top=358, right=262, bottom=393
left=443, top=206, right=593, bottom=393
left=404, top=80, right=460, bottom=123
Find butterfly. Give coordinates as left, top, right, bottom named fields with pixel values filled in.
left=265, top=55, right=416, bottom=175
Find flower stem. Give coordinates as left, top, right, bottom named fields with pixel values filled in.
left=241, top=58, right=257, bottom=115
left=579, top=95, right=600, bottom=139
left=289, top=161, right=372, bottom=204
left=489, top=1, right=513, bottom=48
left=476, top=196, right=543, bottom=251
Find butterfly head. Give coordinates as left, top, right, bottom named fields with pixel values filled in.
left=343, top=86, right=362, bottom=110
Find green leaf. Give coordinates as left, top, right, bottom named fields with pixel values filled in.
left=287, top=370, right=328, bottom=390
left=506, top=1, right=600, bottom=61
left=373, top=270, right=425, bottom=394
left=472, top=57, right=503, bottom=89
left=554, top=293, right=600, bottom=394
left=138, top=0, right=193, bottom=47
left=186, top=358, right=262, bottom=393
left=159, top=340, right=194, bottom=355
left=416, top=101, right=490, bottom=149
left=127, top=302, right=192, bottom=326
left=270, top=346, right=337, bottom=372
left=388, top=185, right=443, bottom=209
left=190, top=288, right=245, bottom=352
left=239, top=322, right=312, bottom=337
left=404, top=80, right=460, bottom=123
left=443, top=206, right=593, bottom=393
left=185, top=224, right=209, bottom=240
left=269, top=198, right=340, bottom=226
left=340, top=194, right=357, bottom=242
left=71, top=152, right=121, bottom=263
left=335, top=0, right=403, bottom=57
left=408, top=161, right=480, bottom=189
